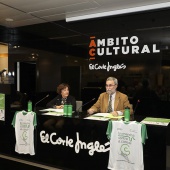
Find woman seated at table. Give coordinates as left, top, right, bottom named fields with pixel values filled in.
left=46, top=83, right=76, bottom=111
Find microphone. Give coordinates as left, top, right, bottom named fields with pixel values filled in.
left=133, top=99, right=140, bottom=114
left=34, top=94, right=49, bottom=111
left=77, top=98, right=96, bottom=114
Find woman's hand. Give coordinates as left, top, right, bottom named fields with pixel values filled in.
left=56, top=105, right=64, bottom=109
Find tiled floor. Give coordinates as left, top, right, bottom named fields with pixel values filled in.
left=0, top=153, right=166, bottom=170
left=0, top=154, right=61, bottom=170
left=0, top=158, right=44, bottom=170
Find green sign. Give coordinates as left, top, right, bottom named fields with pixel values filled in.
left=141, top=117, right=170, bottom=126
left=0, top=93, right=5, bottom=121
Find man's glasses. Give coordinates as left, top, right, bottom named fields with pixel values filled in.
left=105, top=84, right=116, bottom=87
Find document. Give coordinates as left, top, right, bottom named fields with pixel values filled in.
left=39, top=108, right=63, bottom=113
left=40, top=108, right=64, bottom=116
left=41, top=112, right=64, bottom=116
left=85, top=113, right=124, bottom=121
left=141, top=117, right=170, bottom=126
left=40, top=108, right=74, bottom=116
left=85, top=116, right=110, bottom=121
left=92, top=113, right=124, bottom=119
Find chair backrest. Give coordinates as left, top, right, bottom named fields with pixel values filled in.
left=76, top=101, right=83, bottom=112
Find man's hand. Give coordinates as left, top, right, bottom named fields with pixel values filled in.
left=87, top=109, right=95, bottom=115
left=111, top=111, right=118, bottom=116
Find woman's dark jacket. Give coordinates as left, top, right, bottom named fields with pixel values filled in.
left=46, top=95, right=76, bottom=111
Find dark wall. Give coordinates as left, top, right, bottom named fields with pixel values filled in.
left=37, top=53, right=65, bottom=92
left=61, top=66, right=81, bottom=100
left=4, top=9, right=170, bottom=117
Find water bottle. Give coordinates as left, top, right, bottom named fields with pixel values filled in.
left=124, top=106, right=130, bottom=122
left=28, top=100, right=32, bottom=112
left=67, top=105, right=72, bottom=116
left=64, top=104, right=68, bottom=116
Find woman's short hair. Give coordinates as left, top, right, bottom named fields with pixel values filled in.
left=57, top=83, right=70, bottom=94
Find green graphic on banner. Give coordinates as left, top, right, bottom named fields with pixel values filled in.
left=0, top=93, right=5, bottom=121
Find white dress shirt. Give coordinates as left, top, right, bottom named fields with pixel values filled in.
left=110, top=92, right=123, bottom=116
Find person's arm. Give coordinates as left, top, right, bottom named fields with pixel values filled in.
left=46, top=97, right=58, bottom=108
left=122, top=95, right=133, bottom=115
left=111, top=94, right=133, bottom=116
left=87, top=94, right=102, bottom=114
left=117, top=95, right=133, bottom=115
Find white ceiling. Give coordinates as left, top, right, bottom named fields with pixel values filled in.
left=0, top=0, right=170, bottom=28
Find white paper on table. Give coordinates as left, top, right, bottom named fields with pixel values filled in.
left=84, top=116, right=110, bottom=121
left=93, top=113, right=111, bottom=117
left=39, top=108, right=63, bottom=113
left=41, top=112, right=64, bottom=116
left=84, top=112, right=121, bottom=121
left=92, top=113, right=124, bottom=119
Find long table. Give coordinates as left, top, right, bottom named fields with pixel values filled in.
left=0, top=111, right=169, bottom=170
left=37, top=114, right=110, bottom=169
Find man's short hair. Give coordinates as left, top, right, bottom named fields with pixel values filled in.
left=106, top=77, right=118, bottom=85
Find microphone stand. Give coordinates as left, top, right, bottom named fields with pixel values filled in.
left=133, top=99, right=140, bottom=115
left=34, top=94, right=49, bottom=112
left=76, top=98, right=96, bottom=117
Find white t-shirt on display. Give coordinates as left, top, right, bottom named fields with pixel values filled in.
left=12, top=111, right=37, bottom=155
left=106, top=120, right=148, bottom=170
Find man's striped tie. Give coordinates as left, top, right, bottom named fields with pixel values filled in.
left=107, top=95, right=112, bottom=113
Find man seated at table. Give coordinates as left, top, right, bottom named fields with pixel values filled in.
left=87, top=77, right=133, bottom=116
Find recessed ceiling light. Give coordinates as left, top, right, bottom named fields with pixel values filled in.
left=5, top=18, right=14, bottom=22
left=66, top=2, right=170, bottom=22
